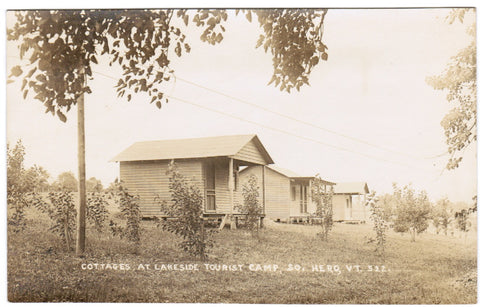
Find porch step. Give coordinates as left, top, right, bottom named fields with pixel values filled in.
left=219, top=214, right=237, bottom=230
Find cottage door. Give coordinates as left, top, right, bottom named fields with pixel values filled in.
left=300, top=185, right=308, bottom=214
left=345, top=197, right=352, bottom=220
left=205, top=162, right=216, bottom=211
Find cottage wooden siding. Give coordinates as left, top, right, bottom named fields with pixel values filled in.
left=265, top=168, right=290, bottom=219
left=120, top=159, right=203, bottom=217
left=332, top=195, right=349, bottom=221
left=234, top=141, right=268, bottom=165
left=240, top=166, right=290, bottom=220
left=240, top=165, right=335, bottom=221
left=352, top=195, right=368, bottom=220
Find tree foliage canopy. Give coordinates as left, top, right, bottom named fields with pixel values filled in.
left=426, top=9, right=476, bottom=170
left=53, top=171, right=79, bottom=191
left=431, top=197, right=453, bottom=235
left=8, top=9, right=328, bottom=122
left=86, top=177, right=103, bottom=192
left=7, top=140, right=48, bottom=230
left=391, top=184, right=432, bottom=241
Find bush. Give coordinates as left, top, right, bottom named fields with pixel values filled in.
left=86, top=192, right=109, bottom=232
left=432, top=198, right=453, bottom=235
left=7, top=140, right=48, bottom=231
left=455, top=209, right=472, bottom=234
left=109, top=180, right=141, bottom=245
left=311, top=175, right=333, bottom=241
left=365, top=191, right=388, bottom=255
left=236, top=174, right=263, bottom=237
left=159, top=161, right=214, bottom=260
left=45, top=190, right=77, bottom=251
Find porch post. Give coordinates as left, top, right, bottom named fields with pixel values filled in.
left=262, top=165, right=266, bottom=215
left=228, top=158, right=234, bottom=213
left=308, top=179, right=312, bottom=214
left=228, top=158, right=236, bottom=229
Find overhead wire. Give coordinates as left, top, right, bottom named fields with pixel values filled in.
left=173, top=74, right=448, bottom=160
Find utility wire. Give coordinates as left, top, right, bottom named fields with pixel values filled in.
left=173, top=74, right=448, bottom=160
left=91, top=68, right=441, bottom=173
left=166, top=94, right=440, bottom=173
left=7, top=54, right=447, bottom=160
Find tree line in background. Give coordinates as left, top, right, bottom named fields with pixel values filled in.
left=7, top=141, right=105, bottom=193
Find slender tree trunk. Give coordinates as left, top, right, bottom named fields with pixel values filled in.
left=76, top=90, right=87, bottom=256
left=65, top=214, right=70, bottom=251
left=200, top=218, right=206, bottom=261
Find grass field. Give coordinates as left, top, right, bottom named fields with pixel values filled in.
left=7, top=207, right=477, bottom=303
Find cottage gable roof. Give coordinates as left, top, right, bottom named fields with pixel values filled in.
left=334, top=182, right=369, bottom=195
left=265, top=165, right=301, bottom=178
left=111, top=134, right=274, bottom=165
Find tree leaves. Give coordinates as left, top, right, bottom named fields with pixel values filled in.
left=246, top=10, right=252, bottom=23
left=391, top=183, right=432, bottom=241
left=10, top=65, right=23, bottom=77
left=8, top=9, right=330, bottom=123
left=160, top=161, right=214, bottom=260
left=365, top=192, right=387, bottom=255
left=311, top=175, right=334, bottom=241
left=253, top=9, right=329, bottom=93
left=193, top=9, right=228, bottom=46
left=236, top=174, right=263, bottom=237
left=56, top=110, right=67, bottom=123
left=7, top=140, right=48, bottom=231
left=426, top=8, right=476, bottom=170
left=110, top=180, right=141, bottom=243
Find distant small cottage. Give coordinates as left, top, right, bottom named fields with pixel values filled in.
left=111, top=135, right=274, bottom=224
left=332, top=182, right=370, bottom=222
left=240, top=165, right=335, bottom=222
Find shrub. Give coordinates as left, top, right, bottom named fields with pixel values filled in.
left=432, top=198, right=453, bottom=235
left=365, top=191, right=388, bottom=255
left=45, top=190, right=77, bottom=251
left=86, top=192, right=109, bottom=232
left=311, top=175, right=333, bottom=241
left=236, top=174, right=263, bottom=237
left=7, top=140, right=50, bottom=231
left=159, top=161, right=214, bottom=260
left=109, top=180, right=141, bottom=245
left=455, top=209, right=472, bottom=234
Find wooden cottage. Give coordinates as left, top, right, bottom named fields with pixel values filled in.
left=332, top=182, right=370, bottom=222
left=240, top=165, right=335, bottom=222
left=111, top=135, right=274, bottom=223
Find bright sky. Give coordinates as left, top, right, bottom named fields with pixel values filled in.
left=5, top=7, right=477, bottom=203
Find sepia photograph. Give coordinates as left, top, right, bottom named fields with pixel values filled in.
left=5, top=5, right=478, bottom=303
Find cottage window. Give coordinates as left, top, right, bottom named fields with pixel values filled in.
left=206, top=193, right=216, bottom=211
left=205, top=162, right=216, bottom=211
left=300, top=185, right=308, bottom=213
left=233, top=170, right=239, bottom=191
left=291, top=185, right=296, bottom=201
left=206, top=163, right=215, bottom=190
